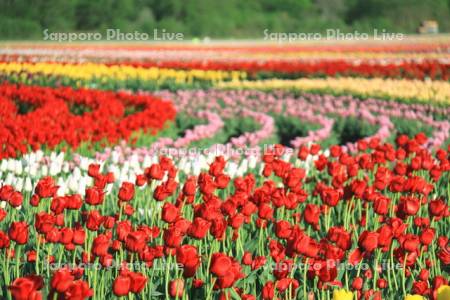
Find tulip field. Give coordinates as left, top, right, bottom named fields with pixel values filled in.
left=0, top=40, right=449, bottom=300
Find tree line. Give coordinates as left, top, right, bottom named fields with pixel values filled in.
left=0, top=0, right=449, bottom=39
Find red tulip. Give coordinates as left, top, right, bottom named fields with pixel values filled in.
left=163, top=226, right=184, bottom=248
left=187, top=217, right=210, bottom=239
left=402, top=234, right=420, bottom=252
left=373, top=195, right=390, bottom=215
left=176, top=245, right=200, bottom=277
left=182, top=177, right=197, bottom=196
left=162, top=203, right=179, bottom=223
left=352, top=277, right=363, bottom=290
left=51, top=268, right=75, bottom=293
left=35, top=177, right=58, bottom=198
left=9, top=191, right=23, bottom=207
left=113, top=275, right=131, bottom=296
left=148, top=164, right=164, bottom=180
left=129, top=272, right=147, bottom=293
left=275, top=220, right=292, bottom=239
left=9, top=221, right=28, bottom=245
left=118, top=182, right=135, bottom=202
left=85, top=187, right=105, bottom=206
left=358, top=230, right=379, bottom=252
left=304, top=204, right=320, bottom=226
left=125, top=230, right=147, bottom=252
left=91, top=234, right=110, bottom=257
left=63, top=280, right=93, bottom=300
left=169, top=279, right=184, bottom=298
left=192, top=279, right=204, bottom=288
left=429, top=198, right=448, bottom=218
left=398, top=196, right=420, bottom=216
left=8, top=275, right=43, bottom=300
left=262, top=281, right=275, bottom=300
left=420, top=227, right=435, bottom=245
left=210, top=253, right=232, bottom=277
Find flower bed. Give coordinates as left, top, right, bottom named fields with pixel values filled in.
left=0, top=136, right=448, bottom=299
left=0, top=83, right=176, bottom=159
left=218, top=78, right=450, bottom=106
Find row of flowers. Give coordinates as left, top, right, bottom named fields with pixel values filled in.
left=1, top=62, right=449, bottom=106
left=0, top=134, right=448, bottom=299
left=0, top=62, right=246, bottom=85
left=1, top=42, right=448, bottom=61
left=109, top=59, right=450, bottom=80
left=0, top=83, right=176, bottom=159
left=154, top=89, right=450, bottom=150
left=1, top=59, right=449, bottom=81
left=217, top=77, right=450, bottom=106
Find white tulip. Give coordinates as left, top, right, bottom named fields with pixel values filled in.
left=248, top=155, right=258, bottom=169
left=62, top=162, right=70, bottom=173
left=238, top=159, right=248, bottom=173
left=24, top=177, right=33, bottom=192
left=28, top=152, right=36, bottom=164
left=15, top=177, right=24, bottom=191
left=72, top=167, right=82, bottom=180
left=183, top=161, right=192, bottom=175
left=68, top=176, right=79, bottom=192
left=105, top=183, right=113, bottom=195
left=49, top=162, right=60, bottom=176
left=77, top=177, right=87, bottom=196
left=14, top=161, right=23, bottom=175
left=29, top=164, right=38, bottom=177
left=128, top=174, right=136, bottom=184
left=57, top=152, right=65, bottom=165
left=7, top=159, right=15, bottom=172
left=41, top=165, right=48, bottom=176
left=57, top=181, right=67, bottom=196
left=85, top=176, right=93, bottom=186
left=143, top=155, right=152, bottom=168
left=119, top=173, right=128, bottom=185
left=5, top=173, right=14, bottom=185
left=192, top=162, right=201, bottom=176
left=199, top=156, right=208, bottom=170
left=36, top=150, right=44, bottom=162
left=226, top=161, right=238, bottom=178
left=50, top=152, right=57, bottom=162
left=111, top=151, right=120, bottom=164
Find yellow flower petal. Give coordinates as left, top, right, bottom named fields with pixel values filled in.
left=437, top=285, right=450, bottom=300
left=333, top=289, right=354, bottom=300
left=404, top=294, right=426, bottom=300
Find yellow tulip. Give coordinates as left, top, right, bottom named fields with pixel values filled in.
left=332, top=289, right=354, bottom=300
left=404, top=295, right=425, bottom=300
left=437, top=285, right=450, bottom=300
left=217, top=77, right=450, bottom=105
left=0, top=62, right=246, bottom=85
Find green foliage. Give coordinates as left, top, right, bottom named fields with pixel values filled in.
left=0, top=0, right=449, bottom=39
left=189, top=116, right=263, bottom=149
left=175, top=112, right=207, bottom=134
left=272, top=115, right=321, bottom=147
left=310, top=115, right=379, bottom=148
left=390, top=117, right=434, bottom=138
